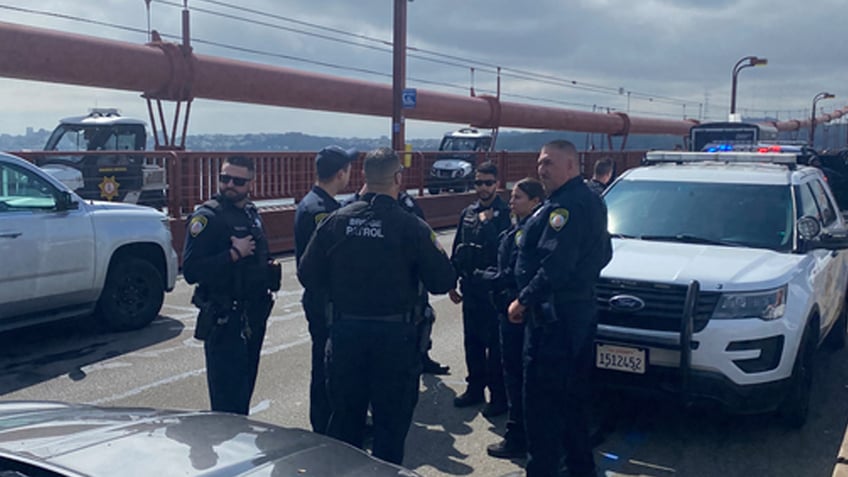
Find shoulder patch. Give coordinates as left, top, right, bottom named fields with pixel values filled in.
left=548, top=208, right=569, bottom=231
left=189, top=215, right=208, bottom=237
left=314, top=212, right=329, bottom=225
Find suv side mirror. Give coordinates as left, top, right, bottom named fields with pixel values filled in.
left=811, top=232, right=848, bottom=251
left=56, top=191, right=79, bottom=211
left=798, top=215, right=848, bottom=250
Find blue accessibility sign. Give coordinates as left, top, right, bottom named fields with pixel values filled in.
left=402, top=88, right=417, bottom=109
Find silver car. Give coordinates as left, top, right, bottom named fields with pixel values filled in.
left=0, top=401, right=420, bottom=477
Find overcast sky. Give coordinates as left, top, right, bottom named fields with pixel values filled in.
left=1, top=0, right=846, bottom=140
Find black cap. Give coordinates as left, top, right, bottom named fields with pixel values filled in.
left=315, top=145, right=358, bottom=178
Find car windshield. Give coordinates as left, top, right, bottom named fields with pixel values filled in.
left=605, top=179, right=794, bottom=251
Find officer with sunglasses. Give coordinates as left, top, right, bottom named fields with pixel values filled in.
left=183, top=155, right=281, bottom=415
left=448, top=161, right=511, bottom=417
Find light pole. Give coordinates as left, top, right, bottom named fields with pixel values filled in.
left=730, top=56, right=768, bottom=120
left=810, top=91, right=835, bottom=147
left=391, top=0, right=409, bottom=152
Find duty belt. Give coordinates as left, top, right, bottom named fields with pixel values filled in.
left=552, top=288, right=595, bottom=302
left=336, top=312, right=415, bottom=323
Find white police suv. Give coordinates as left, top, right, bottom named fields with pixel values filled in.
left=596, top=150, right=848, bottom=427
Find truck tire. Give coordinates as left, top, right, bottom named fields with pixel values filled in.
left=96, top=257, right=164, bottom=331
left=428, top=187, right=441, bottom=195
left=778, top=324, right=815, bottom=428
left=826, top=300, right=847, bottom=350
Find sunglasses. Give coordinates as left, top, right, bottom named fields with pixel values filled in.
left=219, top=174, right=250, bottom=186
left=474, top=179, right=496, bottom=187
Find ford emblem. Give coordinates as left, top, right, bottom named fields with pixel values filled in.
left=609, top=294, right=646, bottom=312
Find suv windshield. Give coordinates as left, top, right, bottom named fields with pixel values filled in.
left=605, top=180, right=794, bottom=251
left=440, top=138, right=482, bottom=151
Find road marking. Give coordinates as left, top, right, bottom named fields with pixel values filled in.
left=628, top=458, right=676, bottom=473
left=89, top=336, right=311, bottom=405
left=250, top=399, right=273, bottom=415
left=89, top=368, right=206, bottom=405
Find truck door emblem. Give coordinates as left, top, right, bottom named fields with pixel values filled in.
left=609, top=294, right=646, bottom=312
left=99, top=176, right=120, bottom=201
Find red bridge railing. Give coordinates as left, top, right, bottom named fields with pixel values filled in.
left=12, top=149, right=645, bottom=255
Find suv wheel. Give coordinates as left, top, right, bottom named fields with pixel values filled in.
left=778, top=323, right=816, bottom=428
left=826, top=300, right=847, bottom=350
left=96, top=257, right=164, bottom=331
left=428, top=187, right=441, bottom=195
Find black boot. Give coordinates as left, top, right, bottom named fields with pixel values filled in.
left=486, top=437, right=526, bottom=459
left=453, top=387, right=485, bottom=407
left=482, top=399, right=508, bottom=417
left=421, top=353, right=450, bottom=375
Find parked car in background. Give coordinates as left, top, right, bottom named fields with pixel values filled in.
left=0, top=401, right=420, bottom=477
left=0, top=151, right=177, bottom=332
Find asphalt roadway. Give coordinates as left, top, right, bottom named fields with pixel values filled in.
left=3, top=229, right=848, bottom=477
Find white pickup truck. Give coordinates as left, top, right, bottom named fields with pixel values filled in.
left=0, top=152, right=178, bottom=332
left=596, top=150, right=848, bottom=427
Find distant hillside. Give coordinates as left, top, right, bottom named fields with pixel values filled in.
left=0, top=129, right=684, bottom=153
left=5, top=125, right=842, bottom=153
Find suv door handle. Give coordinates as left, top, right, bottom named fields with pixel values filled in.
left=0, top=231, right=22, bottom=239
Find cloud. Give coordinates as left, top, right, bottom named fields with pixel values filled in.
left=0, top=0, right=846, bottom=138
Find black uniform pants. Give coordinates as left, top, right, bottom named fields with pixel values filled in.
left=326, top=319, right=421, bottom=465
left=523, top=301, right=596, bottom=477
left=500, top=314, right=526, bottom=442
left=203, top=298, right=272, bottom=415
left=461, top=293, right=505, bottom=402
left=303, top=298, right=331, bottom=435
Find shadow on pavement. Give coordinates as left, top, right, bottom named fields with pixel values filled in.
left=591, top=346, right=848, bottom=477
left=405, top=373, right=481, bottom=475
left=0, top=314, right=184, bottom=396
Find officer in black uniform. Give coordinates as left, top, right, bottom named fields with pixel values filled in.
left=477, top=177, right=545, bottom=459
left=345, top=186, right=450, bottom=375
left=298, top=147, right=455, bottom=465
left=183, top=155, right=281, bottom=415
left=294, top=145, right=357, bottom=434
left=585, top=156, right=613, bottom=196
left=509, top=140, right=612, bottom=477
left=449, top=161, right=511, bottom=416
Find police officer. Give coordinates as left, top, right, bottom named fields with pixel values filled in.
left=294, top=145, right=357, bottom=434
left=297, top=147, right=455, bottom=465
left=183, top=155, right=280, bottom=415
left=346, top=186, right=450, bottom=375
left=477, top=177, right=545, bottom=459
left=509, top=140, right=612, bottom=477
left=585, top=156, right=613, bottom=196
left=449, top=161, right=511, bottom=416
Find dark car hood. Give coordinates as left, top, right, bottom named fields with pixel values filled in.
left=0, top=401, right=419, bottom=477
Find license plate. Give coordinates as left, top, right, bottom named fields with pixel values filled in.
left=595, top=343, right=647, bottom=374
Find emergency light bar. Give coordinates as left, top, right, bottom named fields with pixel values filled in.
left=645, top=151, right=799, bottom=165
